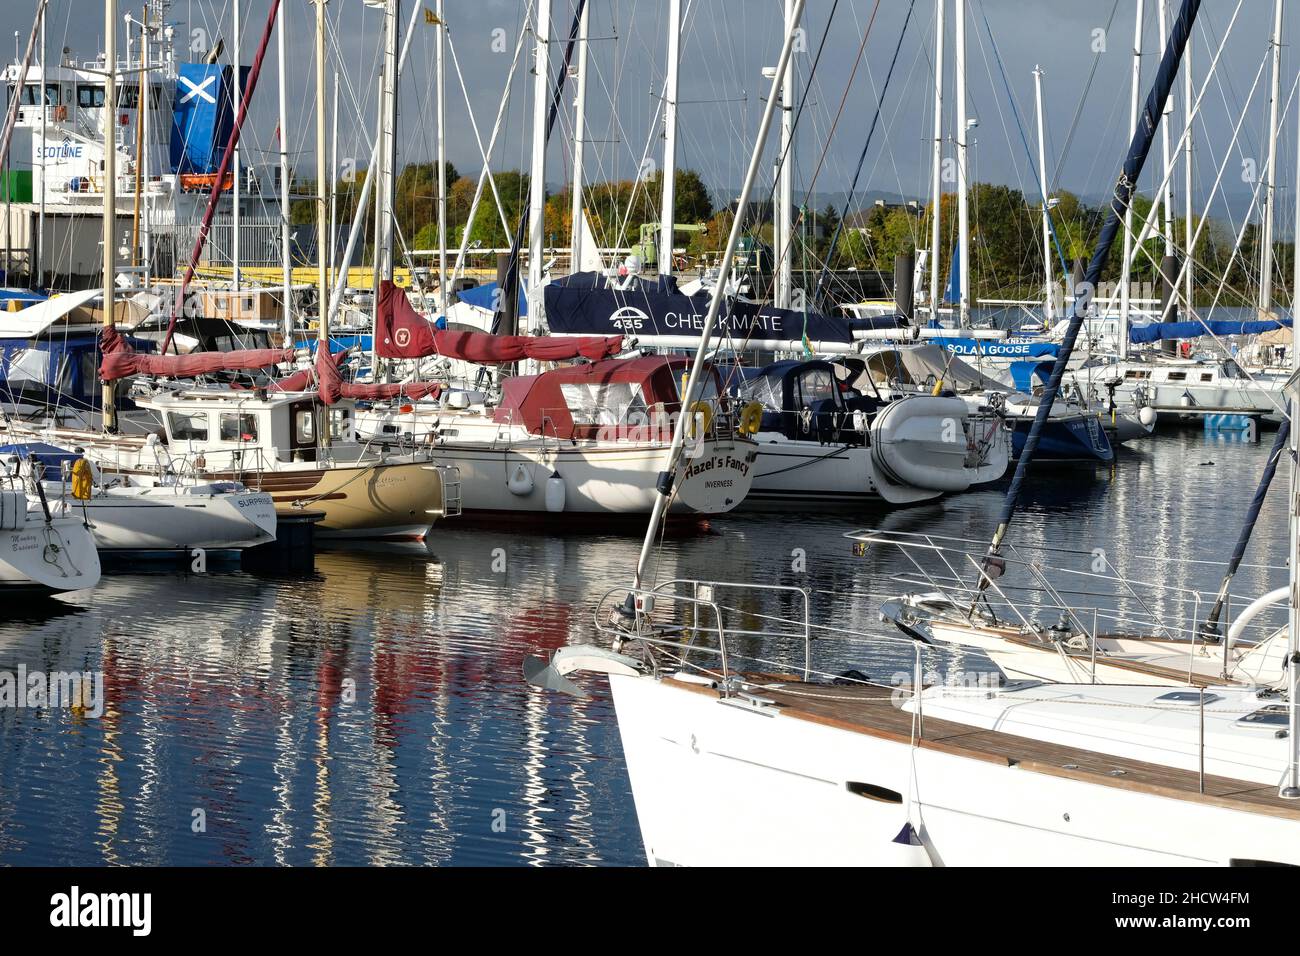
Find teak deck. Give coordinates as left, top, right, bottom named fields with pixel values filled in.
left=665, top=675, right=1300, bottom=821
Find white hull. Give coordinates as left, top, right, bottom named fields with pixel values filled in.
left=422, top=438, right=756, bottom=517
left=0, top=515, right=100, bottom=594
left=67, top=486, right=277, bottom=552
left=741, top=440, right=941, bottom=510
left=609, top=674, right=1300, bottom=866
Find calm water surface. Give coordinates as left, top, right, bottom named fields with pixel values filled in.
left=0, top=429, right=1288, bottom=865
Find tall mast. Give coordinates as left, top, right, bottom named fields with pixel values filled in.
left=102, top=0, right=118, bottom=431
left=1182, top=17, right=1193, bottom=317
left=1259, top=0, right=1283, bottom=318
left=139, top=6, right=151, bottom=284
left=277, top=0, right=291, bottom=341
left=775, top=0, right=795, bottom=305
left=527, top=0, right=551, bottom=331
left=232, top=0, right=241, bottom=292
left=631, top=0, right=807, bottom=591
left=928, top=0, right=944, bottom=325
left=36, top=7, right=45, bottom=285
left=330, top=75, right=338, bottom=295
left=378, top=0, right=399, bottom=282
left=435, top=0, right=447, bottom=307
left=658, top=0, right=681, bottom=278
left=1284, top=58, right=1300, bottom=799
left=1119, top=0, right=1142, bottom=362
left=314, top=0, right=328, bottom=346
left=1033, top=65, right=1051, bottom=323
left=569, top=0, right=590, bottom=272
left=954, top=0, right=969, bottom=327
left=1158, top=0, right=1175, bottom=260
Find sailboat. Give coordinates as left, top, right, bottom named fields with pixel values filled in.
left=525, top=0, right=1300, bottom=867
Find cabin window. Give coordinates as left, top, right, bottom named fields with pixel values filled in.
left=560, top=382, right=646, bottom=426
left=5, top=348, right=51, bottom=386
left=1200, top=373, right=1213, bottom=382
left=76, top=84, right=106, bottom=108
left=295, top=410, right=315, bottom=443
left=219, top=413, right=258, bottom=443
left=1124, top=369, right=1150, bottom=379
left=115, top=85, right=160, bottom=109
left=739, top=372, right=785, bottom=411
left=1166, top=372, right=1186, bottom=381
left=794, top=368, right=836, bottom=407
left=168, top=412, right=209, bottom=441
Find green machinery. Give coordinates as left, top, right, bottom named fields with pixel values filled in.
left=631, top=222, right=707, bottom=270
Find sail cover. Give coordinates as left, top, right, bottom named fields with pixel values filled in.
left=543, top=272, right=862, bottom=347
left=375, top=281, right=621, bottom=361
left=269, top=347, right=443, bottom=405
left=98, top=326, right=293, bottom=381
left=1129, top=318, right=1291, bottom=344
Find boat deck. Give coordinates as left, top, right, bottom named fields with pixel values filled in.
left=667, top=674, right=1300, bottom=820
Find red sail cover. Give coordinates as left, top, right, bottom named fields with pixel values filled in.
left=99, top=326, right=293, bottom=381
left=308, top=346, right=442, bottom=406
left=374, top=280, right=622, bottom=362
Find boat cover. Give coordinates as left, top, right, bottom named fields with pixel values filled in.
left=375, top=281, right=620, bottom=361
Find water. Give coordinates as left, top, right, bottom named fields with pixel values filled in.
left=0, top=429, right=1288, bottom=866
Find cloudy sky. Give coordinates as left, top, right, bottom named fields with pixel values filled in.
left=15, top=0, right=1292, bottom=225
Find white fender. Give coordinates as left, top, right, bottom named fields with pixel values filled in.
left=871, top=397, right=974, bottom=493
left=545, top=475, right=566, bottom=513
left=507, top=462, right=535, bottom=496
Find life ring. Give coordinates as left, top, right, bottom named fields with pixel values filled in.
left=685, top=401, right=714, bottom=438
left=71, top=458, right=93, bottom=500
left=739, top=400, right=763, bottom=435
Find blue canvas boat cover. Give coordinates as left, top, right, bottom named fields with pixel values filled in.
left=1129, top=318, right=1292, bottom=344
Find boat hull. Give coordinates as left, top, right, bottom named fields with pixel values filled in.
left=1009, top=414, right=1114, bottom=462
left=739, top=440, right=942, bottom=511
left=0, top=516, right=101, bottom=594
left=231, top=461, right=448, bottom=539
left=71, top=489, right=277, bottom=552
left=423, top=438, right=755, bottom=517
left=609, top=673, right=1300, bottom=866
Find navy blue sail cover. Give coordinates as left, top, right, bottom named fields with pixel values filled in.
left=543, top=273, right=885, bottom=344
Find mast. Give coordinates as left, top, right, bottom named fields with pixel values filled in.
left=1119, top=0, right=1142, bottom=362
left=1033, top=65, right=1051, bottom=323
left=330, top=74, right=338, bottom=296
left=378, top=0, right=399, bottom=282
left=1284, top=61, right=1300, bottom=798
left=435, top=0, right=447, bottom=308
left=36, top=7, right=45, bottom=286
left=954, top=0, right=969, bottom=327
left=928, top=0, right=944, bottom=325
left=1259, top=0, right=1283, bottom=318
left=774, top=0, right=794, bottom=305
left=630, top=0, right=807, bottom=591
left=277, top=0, right=291, bottom=342
left=1182, top=17, right=1193, bottom=317
left=102, top=0, right=118, bottom=432
left=1158, top=0, right=1175, bottom=261
left=314, top=0, right=328, bottom=355
left=232, top=0, right=241, bottom=292
left=979, top=0, right=1199, bottom=567
left=569, top=0, right=590, bottom=272
left=659, top=0, right=681, bottom=279
left=527, top=0, right=551, bottom=332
